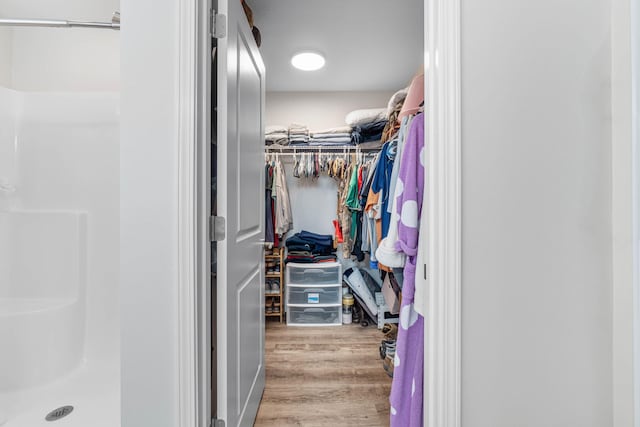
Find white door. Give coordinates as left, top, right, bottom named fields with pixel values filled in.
left=214, top=0, right=266, bottom=425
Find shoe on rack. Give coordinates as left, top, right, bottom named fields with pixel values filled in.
left=379, top=339, right=396, bottom=360
left=382, top=323, right=398, bottom=340
left=271, top=282, right=280, bottom=294
left=266, top=297, right=273, bottom=314
left=383, top=353, right=395, bottom=378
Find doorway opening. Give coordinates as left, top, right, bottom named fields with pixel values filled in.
left=210, top=0, right=425, bottom=425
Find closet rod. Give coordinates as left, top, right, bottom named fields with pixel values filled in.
left=265, top=146, right=381, bottom=153
left=265, top=152, right=378, bottom=157
left=0, top=12, right=120, bottom=30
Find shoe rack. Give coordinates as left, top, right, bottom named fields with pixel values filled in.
left=264, top=246, right=284, bottom=323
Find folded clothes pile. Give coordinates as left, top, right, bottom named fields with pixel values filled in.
left=285, top=230, right=336, bottom=263
left=288, top=123, right=310, bottom=146
left=308, top=125, right=354, bottom=146
left=351, top=120, right=388, bottom=144
left=345, top=108, right=388, bottom=144
left=265, top=125, right=289, bottom=146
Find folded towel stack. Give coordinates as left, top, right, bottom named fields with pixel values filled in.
left=288, top=123, right=310, bottom=145
left=309, top=125, right=354, bottom=146
left=265, top=125, right=289, bottom=146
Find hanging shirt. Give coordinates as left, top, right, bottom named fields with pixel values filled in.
left=387, top=115, right=413, bottom=214
left=265, top=163, right=275, bottom=244
left=371, top=140, right=396, bottom=240
left=273, top=160, right=293, bottom=235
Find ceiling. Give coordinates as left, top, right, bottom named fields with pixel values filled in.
left=250, top=0, right=423, bottom=92
left=0, top=0, right=422, bottom=92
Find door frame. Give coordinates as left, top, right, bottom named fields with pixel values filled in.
left=176, top=0, right=210, bottom=426
left=612, top=0, right=637, bottom=425
left=424, top=1, right=462, bottom=426
left=175, top=0, right=464, bottom=426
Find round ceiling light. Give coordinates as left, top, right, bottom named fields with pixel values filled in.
left=291, top=52, right=325, bottom=71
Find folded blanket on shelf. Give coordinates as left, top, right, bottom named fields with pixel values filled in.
left=351, top=119, right=388, bottom=144
left=310, top=132, right=352, bottom=139
left=310, top=126, right=352, bottom=136
left=266, top=125, right=288, bottom=134
left=345, top=108, right=387, bottom=127
left=265, top=133, right=289, bottom=145
left=308, top=137, right=354, bottom=146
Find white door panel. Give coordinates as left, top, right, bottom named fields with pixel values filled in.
left=215, top=0, right=265, bottom=425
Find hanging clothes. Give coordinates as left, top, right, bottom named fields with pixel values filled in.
left=264, top=162, right=275, bottom=244
left=389, top=112, right=425, bottom=427
left=376, top=116, right=415, bottom=267
left=371, top=140, right=397, bottom=241
left=337, top=161, right=355, bottom=258
left=273, top=159, right=293, bottom=236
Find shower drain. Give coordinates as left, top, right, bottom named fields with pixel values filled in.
left=45, top=406, right=74, bottom=422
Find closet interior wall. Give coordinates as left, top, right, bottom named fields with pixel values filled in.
left=266, top=90, right=393, bottom=237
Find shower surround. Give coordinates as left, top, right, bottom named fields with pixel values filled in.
left=0, top=87, right=119, bottom=426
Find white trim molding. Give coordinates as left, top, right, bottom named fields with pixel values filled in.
left=177, top=0, right=200, bottom=426
left=612, top=0, right=636, bottom=425
left=424, top=0, right=462, bottom=426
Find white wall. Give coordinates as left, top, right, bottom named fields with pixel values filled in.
left=0, top=28, right=13, bottom=87
left=0, top=0, right=120, bottom=91
left=266, top=91, right=393, bottom=130
left=461, top=0, right=613, bottom=426
left=120, top=1, right=180, bottom=426
left=280, top=159, right=337, bottom=236
left=10, top=28, right=119, bottom=91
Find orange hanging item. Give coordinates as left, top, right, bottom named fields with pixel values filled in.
left=333, top=219, right=344, bottom=243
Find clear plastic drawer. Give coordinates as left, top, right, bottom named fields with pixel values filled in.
left=287, top=305, right=341, bottom=326
left=287, top=285, right=341, bottom=305
left=286, top=262, right=341, bottom=286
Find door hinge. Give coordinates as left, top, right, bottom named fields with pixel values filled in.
left=211, top=418, right=225, bottom=427
left=209, top=9, right=227, bottom=39
left=209, top=216, right=226, bottom=242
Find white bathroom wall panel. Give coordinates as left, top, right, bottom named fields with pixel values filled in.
left=0, top=0, right=120, bottom=91
left=266, top=91, right=394, bottom=130
left=0, top=0, right=119, bottom=18
left=14, top=91, right=120, bottom=361
left=0, top=28, right=13, bottom=87
left=10, top=28, right=119, bottom=91
left=0, top=87, right=19, bottom=212
left=461, top=0, right=612, bottom=426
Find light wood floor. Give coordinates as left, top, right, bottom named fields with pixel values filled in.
left=254, top=320, right=392, bottom=427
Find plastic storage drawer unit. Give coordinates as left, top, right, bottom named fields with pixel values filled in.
left=286, top=262, right=342, bottom=326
